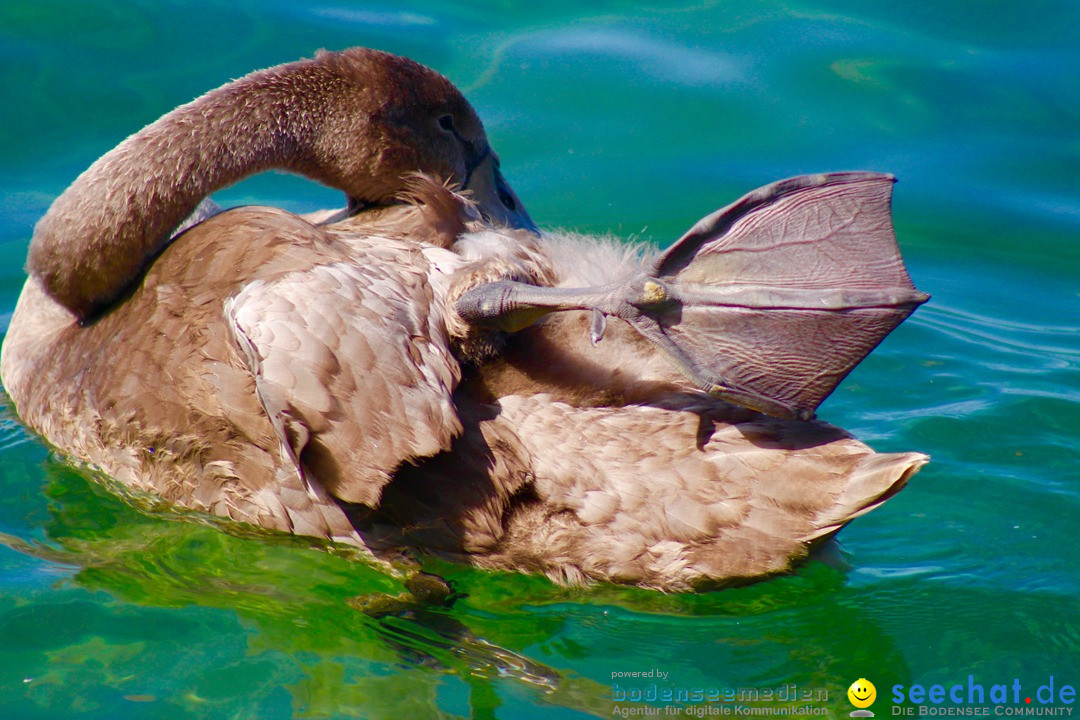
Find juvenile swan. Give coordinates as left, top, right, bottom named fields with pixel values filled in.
left=2, top=48, right=927, bottom=591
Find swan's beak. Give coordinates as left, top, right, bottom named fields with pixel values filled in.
left=465, top=154, right=538, bottom=233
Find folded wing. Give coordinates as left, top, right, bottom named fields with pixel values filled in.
left=226, top=250, right=462, bottom=507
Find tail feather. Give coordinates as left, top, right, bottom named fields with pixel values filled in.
left=805, top=451, right=929, bottom=543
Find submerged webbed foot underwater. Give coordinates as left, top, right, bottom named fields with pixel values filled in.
left=0, top=47, right=928, bottom=592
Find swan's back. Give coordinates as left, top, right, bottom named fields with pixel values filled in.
left=2, top=203, right=468, bottom=546
left=351, top=233, right=928, bottom=590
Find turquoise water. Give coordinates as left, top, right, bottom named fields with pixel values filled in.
left=1, top=1, right=1078, bottom=718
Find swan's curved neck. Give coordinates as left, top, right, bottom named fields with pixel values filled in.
left=27, top=58, right=375, bottom=321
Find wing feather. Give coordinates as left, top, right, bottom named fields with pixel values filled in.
left=226, top=253, right=462, bottom=507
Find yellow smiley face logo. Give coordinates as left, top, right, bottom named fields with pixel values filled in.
left=848, top=679, right=877, bottom=708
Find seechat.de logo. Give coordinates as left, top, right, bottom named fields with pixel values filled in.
left=850, top=679, right=878, bottom=717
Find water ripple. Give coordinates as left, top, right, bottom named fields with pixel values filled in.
left=0, top=399, right=32, bottom=453
left=519, top=27, right=748, bottom=87
left=309, top=7, right=437, bottom=28
left=915, top=303, right=1080, bottom=368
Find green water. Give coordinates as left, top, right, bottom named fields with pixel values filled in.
left=1, top=1, right=1078, bottom=718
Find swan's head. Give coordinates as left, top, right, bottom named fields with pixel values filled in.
left=310, top=48, right=536, bottom=233
left=26, top=46, right=538, bottom=323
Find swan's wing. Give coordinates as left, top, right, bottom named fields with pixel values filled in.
left=226, top=254, right=462, bottom=507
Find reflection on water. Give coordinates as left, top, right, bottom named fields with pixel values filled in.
left=0, top=464, right=916, bottom=717
left=7, top=456, right=1073, bottom=716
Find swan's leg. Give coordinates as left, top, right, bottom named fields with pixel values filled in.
left=454, top=279, right=625, bottom=333
left=348, top=572, right=456, bottom=618
left=456, top=173, right=929, bottom=420
left=454, top=269, right=924, bottom=421
left=453, top=277, right=806, bottom=416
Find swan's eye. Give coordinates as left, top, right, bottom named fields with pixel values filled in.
left=437, top=114, right=456, bottom=133
left=497, top=186, right=517, bottom=211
